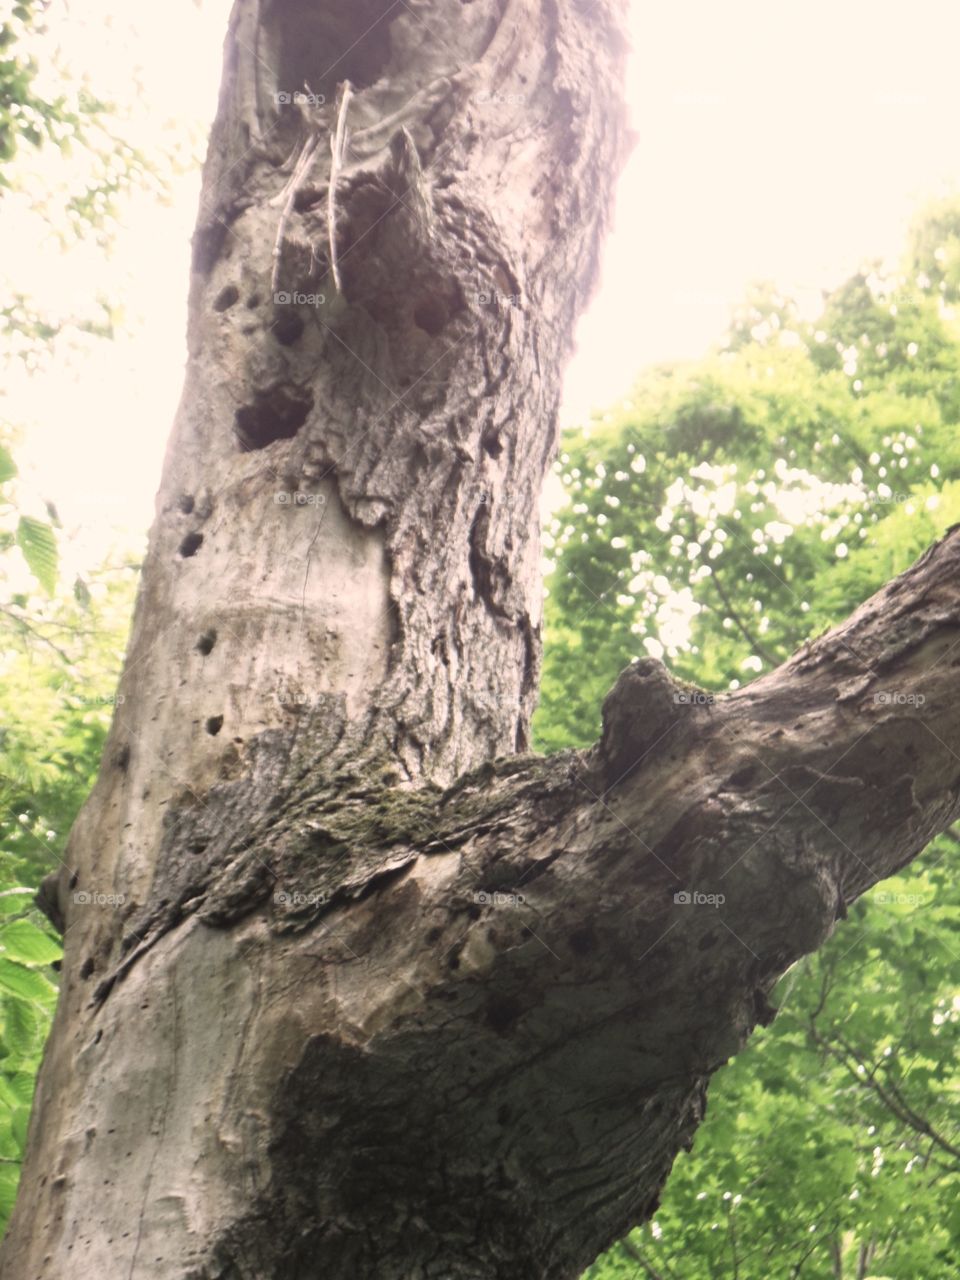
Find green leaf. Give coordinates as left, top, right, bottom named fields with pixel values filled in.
left=15, top=516, right=57, bottom=594
left=0, top=889, right=35, bottom=916
left=0, top=999, right=39, bottom=1057
left=0, top=1164, right=20, bottom=1224
left=8, top=1074, right=37, bottom=1107
left=0, top=1113, right=17, bottom=1160
left=0, top=959, right=56, bottom=1003
left=0, top=444, right=15, bottom=485
left=10, top=1105, right=29, bottom=1149
left=0, top=920, right=61, bottom=965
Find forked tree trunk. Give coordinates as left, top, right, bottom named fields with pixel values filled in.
left=5, top=3, right=960, bottom=1278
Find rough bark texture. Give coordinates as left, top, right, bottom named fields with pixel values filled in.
left=5, top=2, right=960, bottom=1278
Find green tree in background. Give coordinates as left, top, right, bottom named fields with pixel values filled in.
left=535, top=201, right=960, bottom=1278
left=537, top=200, right=960, bottom=751
left=0, top=0, right=156, bottom=1229
left=0, top=519, right=135, bottom=1227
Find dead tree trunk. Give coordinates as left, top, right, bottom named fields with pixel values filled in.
left=5, top=3, right=960, bottom=1278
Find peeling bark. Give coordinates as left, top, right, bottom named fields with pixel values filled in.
left=5, top=3, right=960, bottom=1279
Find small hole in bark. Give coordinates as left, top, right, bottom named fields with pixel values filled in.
left=413, top=295, right=448, bottom=336
left=481, top=427, right=503, bottom=458
left=466, top=903, right=482, bottom=921
left=179, top=531, right=204, bottom=558
left=178, top=494, right=195, bottom=514
left=69, top=871, right=79, bottom=889
left=235, top=387, right=313, bottom=450
left=213, top=284, right=240, bottom=312
left=94, top=1030, right=103, bottom=1045
left=189, top=839, right=209, bottom=855
left=273, top=2, right=393, bottom=103
left=486, top=993, right=522, bottom=1035
left=425, top=926, right=443, bottom=943
left=79, top=957, right=95, bottom=980
left=568, top=927, right=597, bottom=956
left=196, top=629, right=217, bottom=656
left=729, top=765, right=756, bottom=787
left=272, top=311, right=305, bottom=346
left=206, top=715, right=224, bottom=736
left=246, top=293, right=261, bottom=309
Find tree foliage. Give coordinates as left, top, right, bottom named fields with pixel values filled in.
left=0, top=563, right=133, bottom=1231
left=0, top=0, right=149, bottom=1232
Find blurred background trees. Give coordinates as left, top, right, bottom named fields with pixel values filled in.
left=0, top=0, right=149, bottom=1226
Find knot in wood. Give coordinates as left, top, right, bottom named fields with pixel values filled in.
left=598, top=657, right=683, bottom=783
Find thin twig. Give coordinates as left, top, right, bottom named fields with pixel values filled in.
left=270, top=131, right=321, bottom=294
left=328, top=80, right=353, bottom=295
left=0, top=606, right=73, bottom=663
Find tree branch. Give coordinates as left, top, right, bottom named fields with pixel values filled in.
left=707, top=559, right=781, bottom=668
left=618, top=1237, right=669, bottom=1280
left=805, top=1025, right=960, bottom=1163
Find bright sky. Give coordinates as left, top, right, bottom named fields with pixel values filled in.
left=6, top=0, right=960, bottom=560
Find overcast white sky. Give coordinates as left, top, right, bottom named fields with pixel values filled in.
left=6, top=0, right=960, bottom=555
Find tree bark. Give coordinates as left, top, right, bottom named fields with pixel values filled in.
left=5, top=2, right=960, bottom=1278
